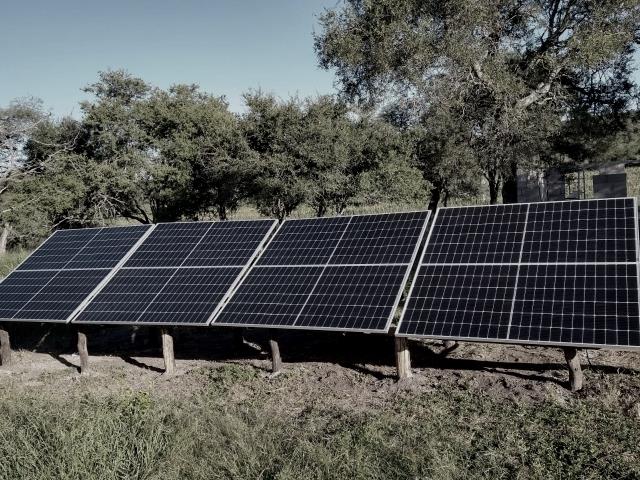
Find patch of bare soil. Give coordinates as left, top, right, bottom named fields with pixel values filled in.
left=1, top=324, right=639, bottom=413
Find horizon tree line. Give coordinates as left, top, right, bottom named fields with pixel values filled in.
left=1, top=0, right=639, bottom=250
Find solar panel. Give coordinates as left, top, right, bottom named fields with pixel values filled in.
left=398, top=198, right=640, bottom=349
left=0, top=225, right=152, bottom=322
left=421, top=204, right=528, bottom=264
left=72, top=220, right=277, bottom=325
left=212, top=211, right=430, bottom=332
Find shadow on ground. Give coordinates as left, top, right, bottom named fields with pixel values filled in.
left=3, top=323, right=638, bottom=389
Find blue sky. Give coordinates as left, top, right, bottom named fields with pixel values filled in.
left=1, top=1, right=638, bottom=118
left=0, top=0, right=338, bottom=117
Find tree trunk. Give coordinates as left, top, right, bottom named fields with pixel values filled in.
left=487, top=172, right=501, bottom=205
left=217, top=205, right=227, bottom=221
left=427, top=186, right=441, bottom=211
left=315, top=202, right=327, bottom=218
left=0, top=224, right=8, bottom=256
left=501, top=162, right=518, bottom=204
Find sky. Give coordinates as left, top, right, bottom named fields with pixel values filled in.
left=2, top=1, right=639, bottom=119
left=0, top=0, right=339, bottom=117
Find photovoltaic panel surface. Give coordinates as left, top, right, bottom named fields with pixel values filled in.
left=213, top=211, right=430, bottom=332
left=72, top=220, right=277, bottom=325
left=0, top=225, right=152, bottom=322
left=398, top=198, right=640, bottom=349
left=421, top=204, right=528, bottom=264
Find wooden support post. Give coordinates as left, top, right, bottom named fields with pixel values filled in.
left=395, top=336, right=412, bottom=380
left=563, top=347, right=583, bottom=392
left=269, top=337, right=282, bottom=374
left=77, top=328, right=89, bottom=374
left=0, top=324, right=11, bottom=367
left=161, top=327, right=176, bottom=375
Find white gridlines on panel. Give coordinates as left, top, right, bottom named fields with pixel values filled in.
left=211, top=211, right=432, bottom=333
left=397, top=197, right=640, bottom=350
left=70, top=219, right=279, bottom=326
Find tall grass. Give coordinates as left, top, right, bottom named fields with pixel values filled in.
left=0, top=248, right=29, bottom=278
left=0, top=366, right=638, bottom=480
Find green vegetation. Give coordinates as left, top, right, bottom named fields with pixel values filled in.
left=315, top=0, right=640, bottom=204
left=0, top=365, right=638, bottom=480
left=0, top=248, right=29, bottom=277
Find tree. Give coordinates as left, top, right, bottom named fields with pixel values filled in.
left=352, top=116, right=429, bottom=208
left=0, top=98, right=48, bottom=251
left=4, top=154, right=89, bottom=245
left=600, top=112, right=640, bottom=162
left=242, top=92, right=308, bottom=221
left=410, top=112, right=482, bottom=209
left=298, top=95, right=361, bottom=216
left=141, top=84, right=253, bottom=220
left=78, top=70, right=158, bottom=223
left=315, top=0, right=640, bottom=205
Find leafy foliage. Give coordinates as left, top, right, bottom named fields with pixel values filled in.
left=315, top=0, right=640, bottom=204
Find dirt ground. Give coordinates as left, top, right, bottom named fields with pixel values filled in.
left=1, top=324, right=639, bottom=415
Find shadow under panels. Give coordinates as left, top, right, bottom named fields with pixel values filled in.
left=0, top=225, right=152, bottom=322
left=212, top=211, right=431, bottom=332
left=71, top=220, right=277, bottom=325
left=398, top=198, right=640, bottom=349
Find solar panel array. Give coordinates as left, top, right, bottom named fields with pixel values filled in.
left=212, top=212, right=430, bottom=332
left=72, top=220, right=276, bottom=325
left=0, top=225, right=152, bottom=322
left=398, top=198, right=640, bottom=349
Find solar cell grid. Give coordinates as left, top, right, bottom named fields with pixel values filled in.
left=77, top=266, right=244, bottom=324
left=12, top=269, right=108, bottom=321
left=213, top=211, right=431, bottom=332
left=398, top=197, right=640, bottom=349
left=510, top=263, right=640, bottom=346
left=214, top=266, right=324, bottom=327
left=0, top=225, right=153, bottom=322
left=183, top=220, right=276, bottom=267
left=73, top=219, right=277, bottom=325
left=124, top=222, right=213, bottom=268
left=421, top=204, right=528, bottom=264
left=521, top=198, right=636, bottom=263
left=399, top=264, right=517, bottom=339
left=295, top=264, right=408, bottom=330
left=17, top=228, right=102, bottom=271
left=65, top=225, right=152, bottom=269
left=329, top=212, right=428, bottom=265
left=257, top=217, right=350, bottom=266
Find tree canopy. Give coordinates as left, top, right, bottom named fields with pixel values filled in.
left=315, top=0, right=640, bottom=204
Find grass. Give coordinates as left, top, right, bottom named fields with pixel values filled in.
left=0, top=248, right=29, bottom=277
left=0, top=365, right=639, bottom=480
